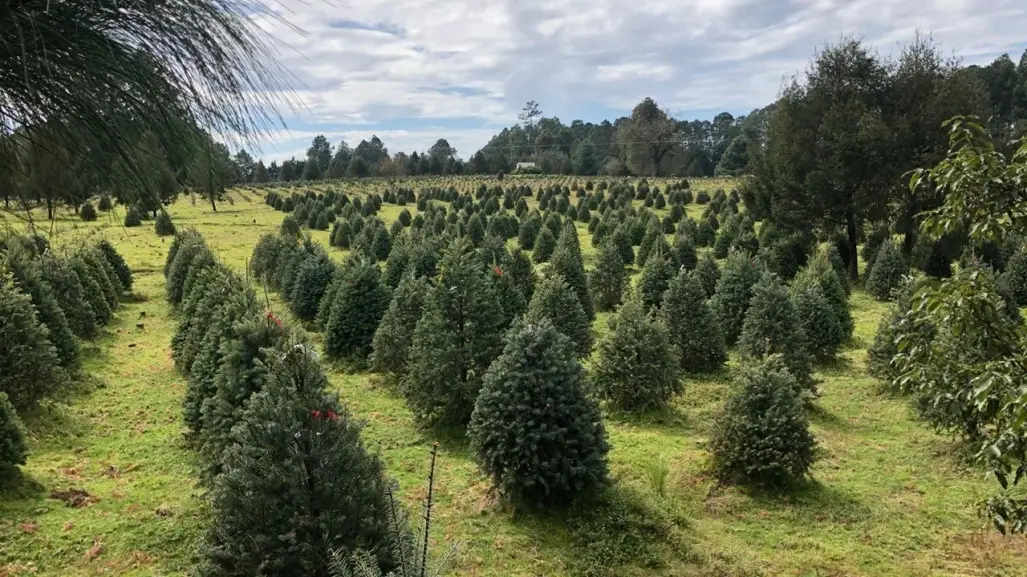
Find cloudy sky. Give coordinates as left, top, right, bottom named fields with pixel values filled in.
left=247, top=0, right=1027, bottom=163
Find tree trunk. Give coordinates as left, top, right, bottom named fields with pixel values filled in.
left=209, top=192, right=217, bottom=212
left=903, top=229, right=916, bottom=256
left=46, top=194, right=54, bottom=220
left=846, top=210, right=859, bottom=282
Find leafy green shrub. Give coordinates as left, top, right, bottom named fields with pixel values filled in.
left=593, top=294, right=681, bottom=411
left=469, top=319, right=608, bottom=508
left=524, top=274, right=592, bottom=358
left=0, top=392, right=28, bottom=474
left=80, top=201, right=98, bottom=221
left=98, top=195, right=113, bottom=212
left=660, top=270, right=726, bottom=373
left=370, top=274, right=429, bottom=377
left=710, top=357, right=817, bottom=487
left=324, top=260, right=391, bottom=363
left=738, top=272, right=816, bottom=398
left=0, top=273, right=68, bottom=411
left=403, top=238, right=505, bottom=426
left=711, top=251, right=761, bottom=345
left=197, top=341, right=395, bottom=576
left=866, top=241, right=907, bottom=301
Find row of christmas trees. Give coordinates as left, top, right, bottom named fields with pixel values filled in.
left=1, top=234, right=132, bottom=475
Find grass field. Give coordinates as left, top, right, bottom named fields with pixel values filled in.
left=2, top=177, right=1026, bottom=576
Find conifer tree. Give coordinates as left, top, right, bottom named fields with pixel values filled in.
left=97, top=240, right=133, bottom=292
left=695, top=251, right=720, bottom=298
left=638, top=248, right=676, bottom=311
left=524, top=274, right=592, bottom=358
left=164, top=229, right=204, bottom=278
left=289, top=251, right=336, bottom=323
left=532, top=226, right=556, bottom=263
left=867, top=276, right=933, bottom=381
left=70, top=255, right=113, bottom=326
left=155, top=211, right=177, bottom=236
left=250, top=233, right=286, bottom=285
left=0, top=392, right=28, bottom=474
left=171, top=266, right=231, bottom=372
left=489, top=263, right=526, bottom=330
left=5, top=252, right=80, bottom=368
left=1002, top=248, right=1027, bottom=305
left=671, top=234, right=698, bottom=271
left=660, top=270, right=727, bottom=373
left=0, top=273, right=68, bottom=411
left=469, top=319, right=609, bottom=508
left=866, top=240, right=907, bottom=301
left=635, top=216, right=662, bottom=267
left=403, top=238, right=505, bottom=425
left=324, top=260, right=391, bottom=363
left=710, top=357, right=817, bottom=487
left=738, top=272, right=817, bottom=399
left=551, top=223, right=594, bottom=320
left=503, top=248, right=535, bottom=304
left=711, top=251, right=762, bottom=345
left=370, top=273, right=429, bottom=377
left=197, top=341, right=395, bottom=576
left=39, top=255, right=97, bottom=339
left=166, top=234, right=208, bottom=305
left=592, top=294, right=681, bottom=411
left=790, top=274, right=844, bottom=361
left=795, top=252, right=853, bottom=340
left=590, top=238, right=626, bottom=312
left=610, top=224, right=634, bottom=265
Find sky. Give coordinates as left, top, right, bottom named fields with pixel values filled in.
left=245, top=0, right=1027, bottom=163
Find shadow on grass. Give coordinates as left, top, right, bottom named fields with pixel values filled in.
left=604, top=403, right=692, bottom=435
left=19, top=400, right=93, bottom=440
left=0, top=468, right=46, bottom=502
left=808, top=403, right=857, bottom=433
left=741, top=480, right=873, bottom=525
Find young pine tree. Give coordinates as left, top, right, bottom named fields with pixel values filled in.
left=737, top=272, right=817, bottom=399
left=660, top=270, right=727, bottom=373
left=694, top=251, right=720, bottom=298
left=166, top=234, right=208, bottom=305
left=70, top=255, right=113, bottom=326
left=0, top=273, right=68, bottom=411
left=524, top=274, right=592, bottom=358
left=709, top=357, right=817, bottom=487
left=5, top=252, right=80, bottom=369
left=489, top=263, right=526, bottom=330
left=289, top=251, right=337, bottom=323
left=590, top=238, right=626, bottom=312
left=790, top=274, right=844, bottom=362
left=39, top=255, right=98, bottom=339
left=711, top=251, right=761, bottom=345
left=324, top=260, right=392, bottom=363
left=97, top=240, right=133, bottom=292
left=592, top=293, right=681, bottom=411
left=794, top=252, right=853, bottom=340
left=155, top=211, right=177, bottom=236
left=403, top=238, right=505, bottom=426
left=552, top=223, right=595, bottom=321
left=197, top=341, right=395, bottom=577
left=532, top=226, right=556, bottom=263
left=0, top=392, right=28, bottom=475
left=638, top=248, right=676, bottom=311
left=469, top=319, right=609, bottom=508
left=502, top=248, right=536, bottom=304
left=866, top=240, right=908, bottom=301
left=370, top=273, right=429, bottom=377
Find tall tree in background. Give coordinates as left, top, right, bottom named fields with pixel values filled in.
left=187, top=133, right=237, bottom=212
left=762, top=38, right=893, bottom=280
left=233, top=149, right=255, bottom=183
left=618, top=98, right=679, bottom=176
left=307, top=134, right=333, bottom=174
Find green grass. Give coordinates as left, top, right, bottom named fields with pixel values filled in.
left=2, top=180, right=1026, bottom=576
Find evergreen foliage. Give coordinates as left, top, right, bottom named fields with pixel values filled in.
left=166, top=233, right=208, bottom=305
left=324, top=260, right=391, bottom=363
left=738, top=272, right=817, bottom=399
left=551, top=224, right=595, bottom=321
left=790, top=274, right=844, bottom=361
left=694, top=252, right=720, bottom=298
left=660, top=270, right=727, bottom=373
left=0, top=392, right=28, bottom=473
left=524, top=274, right=592, bottom=358
left=1002, top=248, right=1027, bottom=305
left=710, top=357, right=817, bottom=487
left=592, top=294, right=681, bottom=411
left=866, top=241, right=907, bottom=300
left=155, top=211, right=177, bottom=236
left=70, top=255, right=113, bottom=326
left=502, top=248, right=535, bottom=304
left=124, top=206, right=143, bottom=227
left=97, top=240, right=133, bottom=292
left=590, top=239, right=626, bottom=312
left=197, top=341, right=395, bottom=576
left=469, top=319, right=609, bottom=508
left=80, top=201, right=98, bottom=221
left=711, top=251, right=761, bottom=345
left=403, top=238, right=505, bottom=426
left=289, top=251, right=336, bottom=323
left=638, top=249, right=675, bottom=311
left=370, top=273, right=429, bottom=376
left=39, top=255, right=97, bottom=339
left=0, top=273, right=68, bottom=411
left=532, top=226, right=556, bottom=263
left=5, top=252, right=80, bottom=368
left=795, top=252, right=853, bottom=340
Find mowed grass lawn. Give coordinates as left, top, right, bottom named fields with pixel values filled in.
left=2, top=180, right=1025, bottom=576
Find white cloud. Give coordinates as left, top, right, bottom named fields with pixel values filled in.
left=241, top=0, right=1027, bottom=158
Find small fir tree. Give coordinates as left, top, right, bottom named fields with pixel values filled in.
left=795, top=252, right=853, bottom=340
left=790, top=275, right=844, bottom=361
left=524, top=274, right=592, bottom=358
left=97, top=240, right=133, bottom=292
left=5, top=252, right=80, bottom=368
left=865, top=240, right=907, bottom=301
left=638, top=249, right=676, bottom=311
left=155, top=211, right=177, bottom=236
left=370, top=274, right=429, bottom=377
left=0, top=392, right=28, bottom=474
left=197, top=341, right=395, bottom=577
left=503, top=248, right=535, bottom=304
left=403, top=238, right=505, bottom=426
left=660, top=270, right=727, bottom=373
left=289, top=251, right=337, bottom=323
left=469, top=319, right=609, bottom=508
left=70, top=256, right=113, bottom=326
left=551, top=224, right=594, bottom=321
left=80, top=201, right=98, bottom=221
left=324, top=259, right=391, bottom=363
left=590, top=238, right=626, bottom=312
left=694, top=251, right=720, bottom=298
left=592, top=293, right=681, bottom=411
left=166, top=234, right=208, bottom=305
left=709, top=357, right=817, bottom=487
left=532, top=226, right=556, bottom=263
left=0, top=273, right=68, bottom=411
left=711, top=251, right=762, bottom=345
left=738, top=272, right=817, bottom=399
left=39, top=255, right=97, bottom=339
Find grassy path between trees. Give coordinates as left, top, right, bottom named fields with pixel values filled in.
left=2, top=186, right=1026, bottom=576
